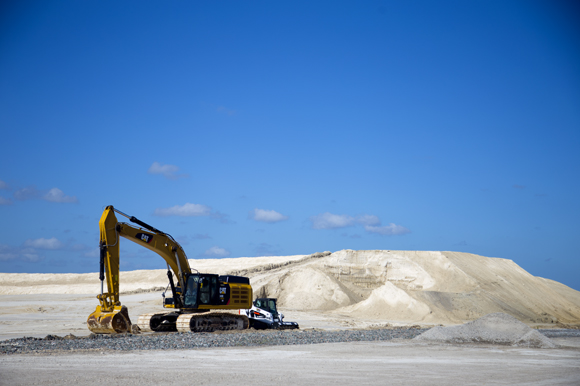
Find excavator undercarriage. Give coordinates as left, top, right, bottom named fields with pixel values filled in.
left=136, top=312, right=249, bottom=333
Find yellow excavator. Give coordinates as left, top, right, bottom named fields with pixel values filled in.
left=87, top=205, right=252, bottom=334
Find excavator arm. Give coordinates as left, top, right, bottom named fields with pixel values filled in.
left=88, top=205, right=192, bottom=333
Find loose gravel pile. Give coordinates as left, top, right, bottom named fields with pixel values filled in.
left=0, top=328, right=426, bottom=355
left=414, top=313, right=559, bottom=348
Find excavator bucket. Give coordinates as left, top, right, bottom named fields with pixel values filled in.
left=87, top=305, right=133, bottom=334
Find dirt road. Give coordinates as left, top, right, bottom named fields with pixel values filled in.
left=2, top=340, right=580, bottom=386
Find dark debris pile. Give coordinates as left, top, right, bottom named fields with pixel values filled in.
left=0, top=328, right=426, bottom=355
left=537, top=329, right=580, bottom=338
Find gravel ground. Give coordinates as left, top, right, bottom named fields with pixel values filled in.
left=3, top=338, right=580, bottom=386
left=2, top=327, right=579, bottom=356
left=0, top=327, right=426, bottom=355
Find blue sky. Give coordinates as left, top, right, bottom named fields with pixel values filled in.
left=1, top=1, right=579, bottom=290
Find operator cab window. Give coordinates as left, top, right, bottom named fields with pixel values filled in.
left=199, top=276, right=211, bottom=304
left=184, top=275, right=199, bottom=308
left=198, top=275, right=218, bottom=305
left=266, top=299, right=277, bottom=314
left=254, top=299, right=277, bottom=314
left=210, top=276, right=217, bottom=302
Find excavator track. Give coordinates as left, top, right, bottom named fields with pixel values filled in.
left=137, top=312, right=179, bottom=332
left=176, top=312, right=250, bottom=332
left=138, top=312, right=250, bottom=333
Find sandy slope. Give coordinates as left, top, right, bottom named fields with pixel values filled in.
left=1, top=250, right=579, bottom=328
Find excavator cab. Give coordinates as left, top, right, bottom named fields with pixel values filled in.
left=182, top=273, right=222, bottom=308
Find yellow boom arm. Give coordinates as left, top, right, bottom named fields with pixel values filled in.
left=97, top=205, right=191, bottom=311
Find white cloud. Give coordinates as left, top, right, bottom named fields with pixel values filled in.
left=148, top=162, right=189, bottom=180
left=310, top=212, right=356, bottom=229
left=310, top=212, right=410, bottom=236
left=201, top=246, right=231, bottom=258
left=19, top=248, right=42, bottom=262
left=43, top=188, right=78, bottom=203
left=251, top=208, right=289, bottom=223
left=310, top=212, right=384, bottom=229
left=0, top=244, right=16, bottom=261
left=0, top=180, right=8, bottom=190
left=0, top=252, right=17, bottom=261
left=13, top=186, right=77, bottom=203
left=355, top=214, right=381, bottom=226
left=365, top=224, right=411, bottom=236
left=0, top=244, right=41, bottom=262
left=23, top=237, right=64, bottom=250
left=14, top=186, right=40, bottom=200
left=154, top=203, right=212, bottom=217
left=0, top=197, right=12, bottom=205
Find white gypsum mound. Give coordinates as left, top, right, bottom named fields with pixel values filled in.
left=1, top=250, right=580, bottom=327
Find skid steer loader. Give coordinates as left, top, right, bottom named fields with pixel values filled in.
left=241, top=298, right=299, bottom=330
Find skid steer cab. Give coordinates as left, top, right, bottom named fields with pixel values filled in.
left=241, top=298, right=299, bottom=330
